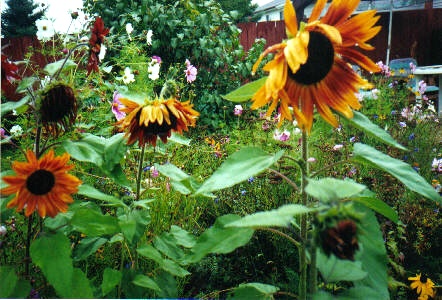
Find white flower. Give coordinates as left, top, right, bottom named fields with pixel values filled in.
left=332, top=144, right=344, bottom=151
left=0, top=225, right=6, bottom=236
left=146, top=29, right=153, bottom=45
left=293, top=127, right=302, bottom=135
left=36, top=19, right=55, bottom=41
left=40, top=75, right=51, bottom=88
left=148, top=61, right=160, bottom=81
left=98, top=44, right=106, bottom=61
left=126, top=23, right=134, bottom=36
left=10, top=125, right=23, bottom=137
left=122, top=67, right=135, bottom=84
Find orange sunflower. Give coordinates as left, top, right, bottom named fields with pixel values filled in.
left=408, top=273, right=435, bottom=300
left=252, top=0, right=381, bottom=132
left=1, top=149, right=82, bottom=218
left=118, top=97, right=199, bottom=147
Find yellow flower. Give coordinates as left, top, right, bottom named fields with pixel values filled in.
left=408, top=273, right=435, bottom=299
left=1, top=150, right=82, bottom=218
left=251, top=0, right=381, bottom=132
left=118, top=97, right=199, bottom=147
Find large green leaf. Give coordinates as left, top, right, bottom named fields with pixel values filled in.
left=102, top=268, right=122, bottom=297
left=30, top=232, right=73, bottom=298
left=222, top=77, right=267, bottom=102
left=44, top=59, right=77, bottom=76
left=77, top=184, right=127, bottom=208
left=351, top=190, right=398, bottom=223
left=16, top=76, right=37, bottom=93
left=229, top=282, right=279, bottom=300
left=1, top=96, right=30, bottom=116
left=316, top=250, right=367, bottom=283
left=62, top=136, right=104, bottom=166
left=132, top=274, right=161, bottom=292
left=156, top=163, right=198, bottom=195
left=118, top=210, right=151, bottom=245
left=73, top=236, right=108, bottom=261
left=154, top=232, right=185, bottom=261
left=305, top=178, right=367, bottom=203
left=70, top=268, right=94, bottom=298
left=103, top=133, right=127, bottom=172
left=353, top=205, right=389, bottom=299
left=353, top=143, right=441, bottom=203
left=184, top=214, right=254, bottom=264
left=170, top=225, right=196, bottom=248
left=225, top=204, right=314, bottom=228
left=196, top=147, right=284, bottom=195
left=345, top=111, right=407, bottom=150
left=71, top=208, right=120, bottom=236
left=0, top=266, right=18, bottom=298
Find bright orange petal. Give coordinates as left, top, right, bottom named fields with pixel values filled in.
left=284, top=0, right=298, bottom=36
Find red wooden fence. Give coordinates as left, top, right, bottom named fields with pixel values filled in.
left=238, top=8, right=442, bottom=66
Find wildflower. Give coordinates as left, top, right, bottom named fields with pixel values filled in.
left=146, top=29, right=153, bottom=45
left=148, top=59, right=161, bottom=81
left=321, top=219, right=359, bottom=260
left=251, top=0, right=381, bottom=131
left=112, top=92, right=126, bottom=121
left=273, top=129, right=291, bottom=142
left=408, top=274, right=435, bottom=299
left=1, top=149, right=82, bottom=218
left=349, top=136, right=356, bottom=143
left=151, top=167, right=159, bottom=178
left=409, top=62, right=416, bottom=73
left=408, top=133, right=415, bottom=140
left=399, top=121, right=407, bottom=128
left=36, top=19, right=55, bottom=41
left=1, top=55, right=20, bottom=90
left=0, top=225, right=6, bottom=236
left=293, top=127, right=302, bottom=135
left=371, top=88, right=380, bottom=99
left=10, top=125, right=23, bottom=137
left=432, top=158, right=442, bottom=173
left=307, top=157, right=316, bottom=163
left=185, top=59, right=197, bottom=83
left=98, top=43, right=106, bottom=61
left=117, top=97, right=199, bottom=147
left=87, top=17, right=110, bottom=75
left=376, top=61, right=390, bottom=76
left=38, top=82, right=78, bottom=137
left=418, top=80, right=427, bottom=95
left=333, top=144, right=344, bottom=151
left=241, top=190, right=247, bottom=196
left=234, top=104, right=243, bottom=116
left=0, top=128, right=7, bottom=138
left=262, top=121, right=270, bottom=131
left=126, top=23, right=134, bottom=38
left=248, top=177, right=255, bottom=183
left=122, top=67, right=135, bottom=84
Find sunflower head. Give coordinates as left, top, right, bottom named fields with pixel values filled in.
left=38, top=82, right=78, bottom=137
left=251, top=0, right=381, bottom=132
left=118, top=97, right=199, bottom=147
left=408, top=273, right=436, bottom=299
left=1, top=149, right=82, bottom=218
left=320, top=219, right=359, bottom=260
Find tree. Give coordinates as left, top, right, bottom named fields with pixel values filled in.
left=218, top=0, right=259, bottom=22
left=1, top=0, right=46, bottom=38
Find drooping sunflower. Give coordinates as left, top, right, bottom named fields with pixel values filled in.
left=38, top=82, right=78, bottom=137
left=118, top=97, right=199, bottom=147
left=408, top=274, right=435, bottom=299
left=87, top=17, right=109, bottom=75
left=252, top=0, right=381, bottom=132
left=1, top=149, right=82, bottom=218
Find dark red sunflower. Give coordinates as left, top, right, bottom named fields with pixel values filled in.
left=321, top=219, right=359, bottom=260
left=86, top=17, right=109, bottom=75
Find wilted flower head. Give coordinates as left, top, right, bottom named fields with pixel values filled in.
left=112, top=92, right=126, bottom=121
left=117, top=97, right=199, bottom=147
left=321, top=219, right=359, bottom=260
left=185, top=59, right=197, bottom=83
left=87, top=17, right=110, bottom=75
left=234, top=105, right=243, bottom=116
left=36, top=19, right=55, bottom=41
left=38, top=82, right=78, bottom=137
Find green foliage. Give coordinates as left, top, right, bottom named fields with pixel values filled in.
left=1, top=0, right=46, bottom=38
left=218, top=0, right=259, bottom=22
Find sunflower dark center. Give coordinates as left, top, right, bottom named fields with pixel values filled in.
left=26, top=169, right=55, bottom=195
left=420, top=275, right=428, bottom=283
left=288, top=31, right=334, bottom=85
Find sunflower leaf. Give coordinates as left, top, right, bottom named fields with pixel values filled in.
left=345, top=111, right=407, bottom=151
left=222, top=77, right=267, bottom=102
left=44, top=59, right=77, bottom=76
left=1, top=96, right=30, bottom=116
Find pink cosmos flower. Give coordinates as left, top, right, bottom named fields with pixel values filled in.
left=185, top=59, right=197, bottom=83
left=234, top=104, right=243, bottom=116
left=273, top=130, right=290, bottom=142
left=0, top=128, right=7, bottom=138
left=112, top=91, right=126, bottom=121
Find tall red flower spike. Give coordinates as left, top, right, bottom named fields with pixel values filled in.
left=86, top=17, right=109, bottom=75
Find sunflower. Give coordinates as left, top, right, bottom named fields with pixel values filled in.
left=1, top=149, right=82, bottom=218
left=118, top=97, right=199, bottom=147
left=320, top=219, right=359, bottom=260
left=408, top=274, right=435, bottom=299
left=251, top=0, right=381, bottom=132
left=87, top=17, right=109, bottom=75
left=38, top=82, right=78, bottom=136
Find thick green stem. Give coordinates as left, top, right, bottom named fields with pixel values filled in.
left=136, top=145, right=146, bottom=201
left=25, top=213, right=34, bottom=278
left=299, top=131, right=309, bottom=300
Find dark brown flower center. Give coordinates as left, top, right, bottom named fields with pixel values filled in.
left=26, top=169, right=55, bottom=195
left=420, top=275, right=428, bottom=283
left=288, top=31, right=334, bottom=85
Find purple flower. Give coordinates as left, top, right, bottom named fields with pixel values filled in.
left=408, top=133, right=415, bottom=140
left=234, top=104, right=243, bottom=116
left=151, top=167, right=159, bottom=178
left=240, top=190, right=247, bottom=196
left=0, top=128, right=8, bottom=138
left=273, top=130, right=290, bottom=142
left=112, top=92, right=126, bottom=121
left=248, top=177, right=255, bottom=183
left=349, top=136, right=356, bottom=143
left=152, top=55, right=162, bottom=64
left=185, top=59, right=197, bottom=83
left=399, top=121, right=407, bottom=128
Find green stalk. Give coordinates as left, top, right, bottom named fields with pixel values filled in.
left=299, top=130, right=309, bottom=300
left=136, top=145, right=146, bottom=201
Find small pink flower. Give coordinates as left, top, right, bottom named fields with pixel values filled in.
left=185, top=59, right=197, bottom=83
left=112, top=92, right=126, bottom=121
left=234, top=105, right=243, bottom=116
left=152, top=56, right=162, bottom=64
left=151, top=166, right=159, bottom=178
left=307, top=157, right=316, bottom=163
left=0, top=128, right=8, bottom=138
left=333, top=144, right=344, bottom=151
left=273, top=130, right=290, bottom=142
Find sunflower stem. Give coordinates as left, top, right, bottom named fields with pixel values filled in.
left=25, top=213, right=34, bottom=278
left=136, top=145, right=146, bottom=200
left=299, top=130, right=309, bottom=300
